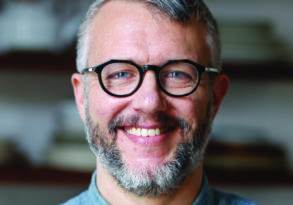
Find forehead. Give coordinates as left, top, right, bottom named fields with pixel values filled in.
left=87, top=0, right=210, bottom=66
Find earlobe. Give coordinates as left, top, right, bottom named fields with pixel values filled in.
left=71, top=73, right=86, bottom=121
left=212, top=74, right=230, bottom=117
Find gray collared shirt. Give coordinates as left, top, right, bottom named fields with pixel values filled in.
left=61, top=172, right=256, bottom=205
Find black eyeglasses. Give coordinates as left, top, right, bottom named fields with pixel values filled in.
left=81, top=59, right=220, bottom=97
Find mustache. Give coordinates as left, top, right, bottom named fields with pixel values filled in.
left=108, top=113, right=191, bottom=135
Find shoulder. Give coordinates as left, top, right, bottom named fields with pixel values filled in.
left=209, top=188, right=257, bottom=205
left=60, top=190, right=89, bottom=205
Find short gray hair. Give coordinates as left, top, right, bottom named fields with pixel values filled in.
left=76, top=0, right=221, bottom=72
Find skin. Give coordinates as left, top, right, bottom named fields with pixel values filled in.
left=72, top=1, right=229, bottom=205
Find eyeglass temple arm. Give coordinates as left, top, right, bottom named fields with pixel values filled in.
left=81, top=67, right=95, bottom=74
left=205, top=67, right=220, bottom=73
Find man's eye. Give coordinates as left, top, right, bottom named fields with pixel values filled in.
left=165, top=71, right=192, bottom=80
left=108, top=71, right=131, bottom=79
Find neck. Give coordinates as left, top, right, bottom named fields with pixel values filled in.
left=96, top=162, right=204, bottom=205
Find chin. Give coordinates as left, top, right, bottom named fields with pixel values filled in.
left=122, top=150, right=177, bottom=176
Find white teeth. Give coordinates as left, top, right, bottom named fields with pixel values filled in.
left=126, top=128, right=161, bottom=137
left=155, top=128, right=160, bottom=135
left=148, top=129, right=156, bottom=136
left=141, top=129, right=148, bottom=137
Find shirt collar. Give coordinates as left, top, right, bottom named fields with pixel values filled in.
left=88, top=172, right=108, bottom=205
left=192, top=175, right=209, bottom=205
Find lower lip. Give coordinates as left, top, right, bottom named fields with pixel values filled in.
left=124, top=131, right=170, bottom=146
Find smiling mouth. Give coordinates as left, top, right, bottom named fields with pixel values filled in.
left=125, top=128, right=162, bottom=137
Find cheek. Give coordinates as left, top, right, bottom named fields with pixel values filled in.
left=88, top=84, right=129, bottom=125
left=173, top=100, right=197, bottom=123
left=171, top=89, right=210, bottom=126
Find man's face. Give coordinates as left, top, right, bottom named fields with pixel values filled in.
left=73, top=1, right=227, bottom=196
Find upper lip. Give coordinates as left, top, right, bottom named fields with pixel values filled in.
left=123, top=124, right=162, bottom=129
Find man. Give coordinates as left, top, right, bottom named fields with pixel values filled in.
left=63, top=0, right=256, bottom=204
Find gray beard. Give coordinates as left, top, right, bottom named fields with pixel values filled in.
left=84, top=105, right=212, bottom=197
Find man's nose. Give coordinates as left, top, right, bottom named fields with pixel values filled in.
left=131, top=71, right=167, bottom=114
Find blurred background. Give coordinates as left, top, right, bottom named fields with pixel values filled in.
left=0, top=0, right=292, bottom=204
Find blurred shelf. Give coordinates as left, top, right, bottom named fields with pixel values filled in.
left=0, top=49, right=76, bottom=74
left=1, top=50, right=293, bottom=78
left=223, top=61, right=293, bottom=79
left=207, top=169, right=293, bottom=187
left=0, top=166, right=91, bottom=186
left=0, top=165, right=293, bottom=187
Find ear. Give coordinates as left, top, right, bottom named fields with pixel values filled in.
left=71, top=73, right=86, bottom=122
left=211, top=74, right=230, bottom=117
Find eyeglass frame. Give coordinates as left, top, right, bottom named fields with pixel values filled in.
left=80, top=59, right=220, bottom=98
